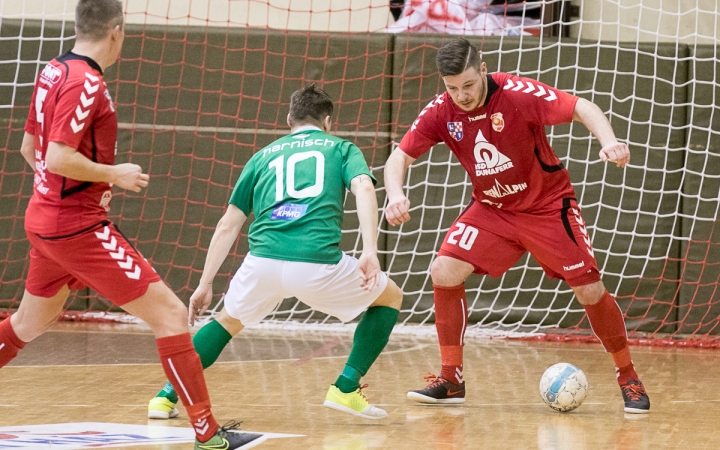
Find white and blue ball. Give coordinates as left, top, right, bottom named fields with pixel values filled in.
left=539, top=363, right=588, bottom=412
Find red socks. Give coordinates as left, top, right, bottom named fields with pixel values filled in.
left=583, top=291, right=639, bottom=384
left=156, top=333, right=219, bottom=442
left=0, top=324, right=220, bottom=442
left=434, top=284, right=467, bottom=384
left=0, top=318, right=25, bottom=368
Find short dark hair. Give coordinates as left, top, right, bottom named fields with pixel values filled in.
left=436, top=38, right=482, bottom=77
left=75, top=0, right=124, bottom=42
left=288, top=84, right=334, bottom=127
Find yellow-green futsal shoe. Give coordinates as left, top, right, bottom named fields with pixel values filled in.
left=323, top=384, right=388, bottom=419
left=148, top=397, right=179, bottom=419
left=195, top=421, right=263, bottom=450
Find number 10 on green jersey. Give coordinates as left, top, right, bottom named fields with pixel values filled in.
left=229, top=129, right=375, bottom=264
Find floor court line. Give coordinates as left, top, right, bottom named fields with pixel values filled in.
left=3, top=343, right=432, bottom=369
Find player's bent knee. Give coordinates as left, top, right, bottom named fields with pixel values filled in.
left=430, top=256, right=472, bottom=287
left=572, top=280, right=606, bottom=306
left=11, top=315, right=52, bottom=343
left=370, top=278, right=402, bottom=310
left=12, top=288, right=69, bottom=342
left=216, top=308, right=244, bottom=336
left=123, top=281, right=189, bottom=337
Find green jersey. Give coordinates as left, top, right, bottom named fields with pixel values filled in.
left=229, top=127, right=375, bottom=264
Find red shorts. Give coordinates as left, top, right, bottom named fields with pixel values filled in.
left=437, top=198, right=600, bottom=287
left=25, top=221, right=161, bottom=305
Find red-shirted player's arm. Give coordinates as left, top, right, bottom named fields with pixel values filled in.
left=384, top=148, right=416, bottom=226
left=384, top=97, right=444, bottom=225
left=25, top=85, right=38, bottom=135
left=20, top=132, right=35, bottom=169
left=572, top=97, right=630, bottom=168
left=22, top=84, right=39, bottom=169
left=45, top=141, right=149, bottom=192
left=43, top=77, right=148, bottom=189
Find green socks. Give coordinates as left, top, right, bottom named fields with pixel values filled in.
left=155, top=308, right=398, bottom=399
left=192, top=319, right=234, bottom=368
left=155, top=319, right=233, bottom=403
left=334, top=306, right=399, bottom=393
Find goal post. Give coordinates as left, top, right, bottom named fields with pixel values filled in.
left=1, top=1, right=718, bottom=346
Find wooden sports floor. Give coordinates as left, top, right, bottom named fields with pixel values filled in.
left=1, top=322, right=718, bottom=449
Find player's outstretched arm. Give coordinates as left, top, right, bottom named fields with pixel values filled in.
left=20, top=132, right=36, bottom=169
left=45, top=141, right=149, bottom=191
left=383, top=148, right=416, bottom=225
left=188, top=204, right=247, bottom=325
left=351, top=174, right=381, bottom=291
left=572, top=98, right=630, bottom=168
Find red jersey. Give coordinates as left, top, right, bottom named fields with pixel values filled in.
left=399, top=72, right=579, bottom=212
left=24, top=51, right=117, bottom=236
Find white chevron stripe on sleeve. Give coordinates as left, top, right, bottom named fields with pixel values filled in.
left=84, top=80, right=99, bottom=94
left=70, top=118, right=85, bottom=133
left=80, top=92, right=95, bottom=108
left=74, top=105, right=90, bottom=121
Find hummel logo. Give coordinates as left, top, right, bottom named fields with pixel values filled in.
left=0, top=343, right=5, bottom=351
left=468, top=113, right=486, bottom=122
left=563, top=261, right=585, bottom=271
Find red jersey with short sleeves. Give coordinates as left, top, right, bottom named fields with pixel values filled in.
left=399, top=72, right=579, bottom=212
left=24, top=51, right=117, bottom=236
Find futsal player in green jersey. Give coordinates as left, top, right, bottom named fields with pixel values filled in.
left=148, top=85, right=403, bottom=420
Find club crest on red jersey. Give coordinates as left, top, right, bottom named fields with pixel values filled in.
left=491, top=112, right=504, bottom=132
left=447, top=122, right=463, bottom=141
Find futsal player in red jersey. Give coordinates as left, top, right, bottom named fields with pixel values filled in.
left=384, top=38, right=650, bottom=413
left=0, top=1, right=261, bottom=448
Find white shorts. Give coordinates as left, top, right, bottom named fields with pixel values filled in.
left=223, top=253, right=388, bottom=327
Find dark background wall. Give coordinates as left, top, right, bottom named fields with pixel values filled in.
left=1, top=21, right=718, bottom=337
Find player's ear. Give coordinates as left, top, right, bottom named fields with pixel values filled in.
left=480, top=61, right=487, bottom=75
left=322, top=115, right=332, bottom=133
left=286, top=114, right=292, bottom=129
left=111, top=24, right=122, bottom=39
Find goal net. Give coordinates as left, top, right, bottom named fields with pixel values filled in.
left=1, top=1, right=718, bottom=346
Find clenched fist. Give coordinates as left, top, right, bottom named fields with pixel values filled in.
left=112, top=163, right=149, bottom=192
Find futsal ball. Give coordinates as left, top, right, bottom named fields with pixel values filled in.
left=539, top=363, right=588, bottom=412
